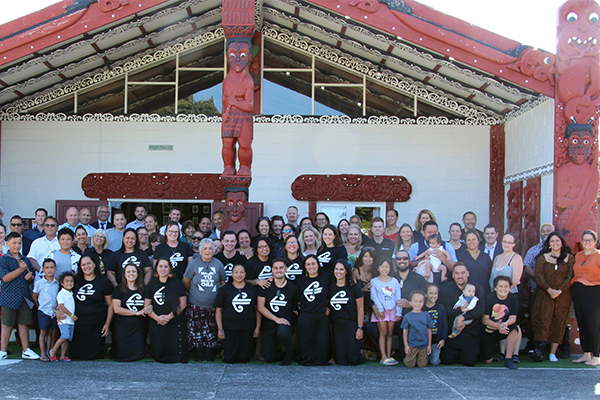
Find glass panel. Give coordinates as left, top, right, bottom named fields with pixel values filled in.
left=319, top=205, right=349, bottom=226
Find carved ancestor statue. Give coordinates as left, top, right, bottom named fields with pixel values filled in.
left=556, top=124, right=599, bottom=241
left=220, top=188, right=250, bottom=234
left=222, top=38, right=254, bottom=177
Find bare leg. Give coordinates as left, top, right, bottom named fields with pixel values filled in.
left=377, top=322, right=388, bottom=361
left=60, top=341, right=69, bottom=360
left=222, top=138, right=236, bottom=175
left=574, top=352, right=592, bottom=363
left=1, top=324, right=13, bottom=352
left=506, top=329, right=519, bottom=358
left=39, top=330, right=47, bottom=359
left=17, top=325, right=30, bottom=350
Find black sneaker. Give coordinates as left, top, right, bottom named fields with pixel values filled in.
left=529, top=348, right=543, bottom=362
left=504, top=358, right=518, bottom=370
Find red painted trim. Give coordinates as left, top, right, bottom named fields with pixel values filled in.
left=308, top=201, right=317, bottom=219
left=489, top=124, right=505, bottom=233
left=386, top=201, right=394, bottom=215
left=0, top=0, right=172, bottom=68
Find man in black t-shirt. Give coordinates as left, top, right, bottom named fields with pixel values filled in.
left=214, top=230, right=246, bottom=283
left=362, top=217, right=394, bottom=260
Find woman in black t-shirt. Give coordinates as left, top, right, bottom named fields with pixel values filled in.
left=215, top=264, right=260, bottom=363
left=107, top=228, right=152, bottom=287
left=317, top=224, right=348, bottom=275
left=296, top=255, right=330, bottom=366
left=282, top=235, right=304, bottom=281
left=153, top=221, right=194, bottom=281
left=111, top=263, right=150, bottom=361
left=329, top=259, right=364, bottom=365
left=144, top=258, right=188, bottom=363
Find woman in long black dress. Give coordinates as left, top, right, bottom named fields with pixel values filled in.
left=215, top=264, right=260, bottom=363
left=317, top=224, right=348, bottom=275
left=296, top=255, right=330, bottom=366
left=111, top=263, right=150, bottom=361
left=144, top=258, right=188, bottom=363
left=329, top=259, right=364, bottom=365
left=70, top=255, right=113, bottom=360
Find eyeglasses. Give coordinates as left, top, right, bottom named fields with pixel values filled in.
left=315, top=218, right=327, bottom=222
left=138, top=233, right=149, bottom=236
left=166, top=230, right=179, bottom=234
left=287, top=241, right=299, bottom=246
left=363, top=247, right=375, bottom=252
left=191, top=236, right=203, bottom=241
left=44, top=223, right=57, bottom=227
left=258, top=245, right=269, bottom=249
left=502, top=240, right=515, bottom=245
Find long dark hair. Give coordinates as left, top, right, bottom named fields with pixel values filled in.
left=333, top=259, right=355, bottom=287
left=371, top=257, right=395, bottom=278
left=119, top=228, right=141, bottom=253
left=319, top=224, right=342, bottom=251
left=355, top=247, right=376, bottom=270
left=537, top=232, right=572, bottom=264
left=303, top=254, right=320, bottom=277
left=282, top=235, right=304, bottom=263
left=153, top=258, right=180, bottom=314
left=119, top=263, right=145, bottom=294
left=75, top=255, right=102, bottom=285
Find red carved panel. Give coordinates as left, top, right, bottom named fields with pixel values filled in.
left=523, top=177, right=541, bottom=254
left=553, top=0, right=600, bottom=247
left=307, top=0, right=554, bottom=96
left=98, top=0, right=130, bottom=13
left=489, top=125, right=505, bottom=234
left=291, top=175, right=412, bottom=202
left=81, top=173, right=226, bottom=200
left=222, top=0, right=255, bottom=38
left=507, top=182, right=523, bottom=255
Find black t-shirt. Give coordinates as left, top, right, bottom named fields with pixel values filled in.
left=244, top=255, right=273, bottom=281
left=83, top=248, right=113, bottom=275
left=285, top=256, right=304, bottom=282
left=484, top=291, right=518, bottom=333
left=215, top=251, right=247, bottom=283
left=144, top=277, right=186, bottom=316
left=328, top=283, right=363, bottom=321
left=297, top=273, right=330, bottom=313
left=74, top=276, right=113, bottom=324
left=112, top=286, right=145, bottom=312
left=317, top=246, right=348, bottom=273
left=214, top=282, right=257, bottom=330
left=107, top=251, right=151, bottom=285
left=258, top=281, right=299, bottom=330
left=363, top=238, right=395, bottom=260
left=153, top=242, right=194, bottom=280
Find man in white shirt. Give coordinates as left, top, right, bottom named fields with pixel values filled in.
left=159, top=207, right=182, bottom=235
left=481, top=224, right=502, bottom=261
left=126, top=204, right=147, bottom=230
left=58, top=207, right=79, bottom=232
left=27, top=216, right=60, bottom=279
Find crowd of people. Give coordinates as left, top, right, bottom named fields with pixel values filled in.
left=0, top=204, right=599, bottom=370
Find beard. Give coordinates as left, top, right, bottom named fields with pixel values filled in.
left=397, top=264, right=410, bottom=272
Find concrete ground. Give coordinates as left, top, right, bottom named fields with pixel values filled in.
left=1, top=359, right=599, bottom=399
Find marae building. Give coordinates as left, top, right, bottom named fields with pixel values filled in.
left=0, top=0, right=596, bottom=250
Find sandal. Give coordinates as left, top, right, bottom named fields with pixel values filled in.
left=39, top=357, right=50, bottom=362
left=383, top=358, right=398, bottom=366
left=49, top=355, right=58, bottom=362
left=60, top=357, right=71, bottom=362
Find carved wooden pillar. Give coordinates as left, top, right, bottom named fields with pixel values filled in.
left=490, top=124, right=505, bottom=233
left=507, top=182, right=523, bottom=255
left=523, top=177, right=541, bottom=253
left=553, top=0, right=600, bottom=247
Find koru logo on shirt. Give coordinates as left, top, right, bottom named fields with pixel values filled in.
left=224, top=263, right=233, bottom=281
left=258, top=265, right=272, bottom=280
left=232, top=292, right=252, bottom=313
left=154, top=286, right=166, bottom=306
left=317, top=251, right=331, bottom=266
left=76, top=283, right=95, bottom=301
left=285, top=263, right=302, bottom=280
left=125, top=293, right=144, bottom=311
left=330, top=290, right=349, bottom=311
left=269, top=292, right=287, bottom=312
left=170, top=252, right=184, bottom=268
left=121, top=256, right=140, bottom=269
left=303, top=281, right=322, bottom=302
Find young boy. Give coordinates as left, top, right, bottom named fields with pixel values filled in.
left=32, top=259, right=60, bottom=361
left=448, top=282, right=478, bottom=339
left=423, top=284, right=447, bottom=365
left=401, top=291, right=434, bottom=368
left=482, top=275, right=519, bottom=370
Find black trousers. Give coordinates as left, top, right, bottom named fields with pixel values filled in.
left=262, top=325, right=293, bottom=363
left=573, top=282, right=600, bottom=357
left=297, top=312, right=329, bottom=366
left=440, top=332, right=479, bottom=366
left=332, top=317, right=363, bottom=365
left=223, top=329, right=254, bottom=363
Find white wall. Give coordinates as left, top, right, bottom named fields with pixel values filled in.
left=1, top=120, right=490, bottom=236
left=505, top=99, right=555, bottom=226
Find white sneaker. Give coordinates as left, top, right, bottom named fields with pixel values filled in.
left=21, top=348, right=40, bottom=360
left=0, top=350, right=7, bottom=360
left=549, top=353, right=559, bottom=362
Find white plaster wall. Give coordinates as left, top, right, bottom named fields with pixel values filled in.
left=1, top=121, right=490, bottom=235
left=505, top=99, right=555, bottom=227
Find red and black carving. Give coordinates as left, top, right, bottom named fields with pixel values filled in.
left=523, top=177, right=541, bottom=253
left=507, top=182, right=523, bottom=255
left=489, top=125, right=506, bottom=233
left=291, top=175, right=412, bottom=202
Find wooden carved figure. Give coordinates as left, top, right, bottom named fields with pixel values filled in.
left=221, top=189, right=251, bottom=234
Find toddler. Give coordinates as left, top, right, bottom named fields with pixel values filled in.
left=48, top=272, right=77, bottom=362
left=448, top=282, right=478, bottom=339
left=414, top=234, right=447, bottom=284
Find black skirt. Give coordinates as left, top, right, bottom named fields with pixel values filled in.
left=148, top=315, right=188, bottom=363
left=110, top=314, right=146, bottom=362
left=297, top=312, right=329, bottom=366
left=71, top=319, right=106, bottom=360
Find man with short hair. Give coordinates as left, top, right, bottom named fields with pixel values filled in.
left=198, top=216, right=212, bottom=238
left=91, top=205, right=114, bottom=230
left=481, top=223, right=502, bottom=261
left=78, top=208, right=96, bottom=237
left=10, top=216, right=32, bottom=256
left=159, top=207, right=182, bottom=235
left=126, top=204, right=147, bottom=230
left=58, top=207, right=79, bottom=233
left=286, top=206, right=299, bottom=228
left=106, top=210, right=127, bottom=251
left=409, top=221, right=457, bottom=270
left=460, top=211, right=483, bottom=241
left=27, top=216, right=60, bottom=277
left=363, top=217, right=395, bottom=260
left=24, top=208, right=47, bottom=242
left=209, top=211, right=225, bottom=240
left=439, top=263, right=485, bottom=366
left=271, top=215, right=284, bottom=243
left=214, top=230, right=247, bottom=283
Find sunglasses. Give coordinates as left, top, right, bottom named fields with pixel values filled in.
left=191, top=236, right=203, bottom=241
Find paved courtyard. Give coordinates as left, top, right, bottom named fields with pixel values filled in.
left=1, top=359, right=599, bottom=399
